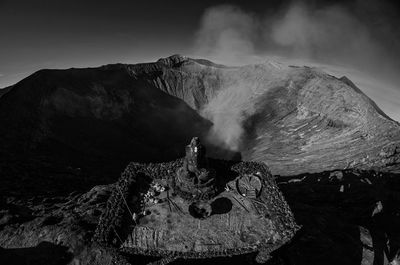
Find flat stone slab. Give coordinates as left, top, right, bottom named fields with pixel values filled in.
left=123, top=184, right=280, bottom=255
left=108, top=159, right=299, bottom=261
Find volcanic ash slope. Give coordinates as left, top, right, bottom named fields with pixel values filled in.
left=146, top=55, right=400, bottom=175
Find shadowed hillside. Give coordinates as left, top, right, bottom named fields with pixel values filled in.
left=0, top=64, right=213, bottom=187
left=0, top=54, right=399, bottom=187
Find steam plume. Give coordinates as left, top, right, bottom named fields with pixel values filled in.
left=192, top=1, right=400, bottom=152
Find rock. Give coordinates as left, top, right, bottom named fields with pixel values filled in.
left=359, top=226, right=375, bottom=265
left=372, top=201, right=384, bottom=217
left=329, top=171, right=344, bottom=181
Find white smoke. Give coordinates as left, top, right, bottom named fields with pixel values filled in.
left=193, top=5, right=259, bottom=66
left=193, top=2, right=394, bottom=71
left=269, top=3, right=383, bottom=71
left=201, top=78, right=257, bottom=151
left=191, top=2, right=400, bottom=152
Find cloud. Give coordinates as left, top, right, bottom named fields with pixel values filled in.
left=193, top=5, right=259, bottom=65
left=268, top=3, right=385, bottom=73
left=192, top=1, right=400, bottom=77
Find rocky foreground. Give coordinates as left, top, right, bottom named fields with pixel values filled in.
left=1, top=167, right=399, bottom=265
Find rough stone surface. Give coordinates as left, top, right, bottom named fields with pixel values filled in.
left=1, top=167, right=399, bottom=264
left=93, top=156, right=299, bottom=263
left=95, top=157, right=297, bottom=253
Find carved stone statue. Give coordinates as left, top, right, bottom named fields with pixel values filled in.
left=176, top=137, right=216, bottom=200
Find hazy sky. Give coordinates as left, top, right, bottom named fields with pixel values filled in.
left=1, top=0, right=400, bottom=120
left=0, top=0, right=280, bottom=86
left=0, top=0, right=396, bottom=84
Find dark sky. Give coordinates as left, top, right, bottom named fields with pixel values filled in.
left=1, top=0, right=399, bottom=88
left=0, top=0, right=281, bottom=87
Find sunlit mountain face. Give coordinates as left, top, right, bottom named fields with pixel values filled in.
left=0, top=55, right=399, bottom=178
left=271, top=57, right=400, bottom=123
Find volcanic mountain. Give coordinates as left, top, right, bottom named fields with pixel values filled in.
left=1, top=55, right=400, bottom=265
left=0, top=54, right=399, bottom=181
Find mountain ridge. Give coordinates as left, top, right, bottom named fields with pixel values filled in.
left=0, top=55, right=399, bottom=178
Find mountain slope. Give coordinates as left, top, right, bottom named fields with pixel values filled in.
left=127, top=55, right=400, bottom=175
left=0, top=64, right=213, bottom=181
left=0, top=55, right=399, bottom=179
